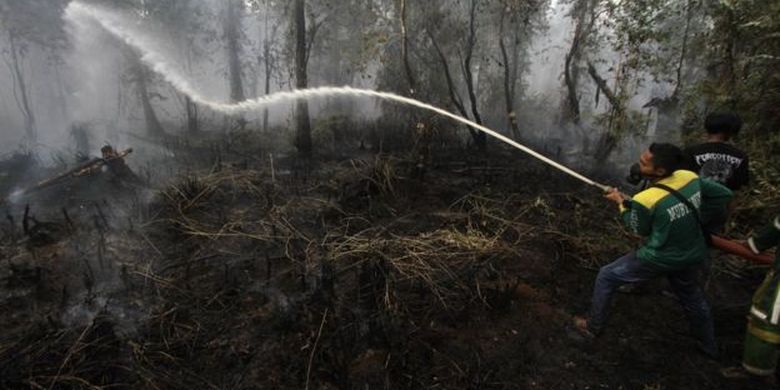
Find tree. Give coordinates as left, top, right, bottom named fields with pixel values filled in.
left=293, top=0, right=312, bottom=156
left=0, top=0, right=68, bottom=144
left=224, top=0, right=246, bottom=103
left=561, top=0, right=600, bottom=125
left=426, top=0, right=488, bottom=151
left=400, top=0, right=416, bottom=95
left=126, top=48, right=166, bottom=137
left=498, top=0, right=547, bottom=139
left=147, top=0, right=215, bottom=134
left=248, top=0, right=284, bottom=134
left=4, top=30, right=36, bottom=142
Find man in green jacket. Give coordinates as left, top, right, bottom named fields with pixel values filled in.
left=723, top=215, right=780, bottom=383
left=573, top=143, right=733, bottom=357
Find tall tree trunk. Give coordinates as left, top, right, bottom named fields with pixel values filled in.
left=587, top=62, right=621, bottom=162
left=262, top=10, right=273, bottom=134
left=293, top=0, right=312, bottom=156
left=137, top=72, right=165, bottom=137
left=499, top=12, right=520, bottom=139
left=224, top=0, right=246, bottom=131
left=225, top=0, right=245, bottom=103
left=562, top=0, right=597, bottom=124
left=180, top=33, right=200, bottom=134
left=54, top=61, right=69, bottom=121
left=461, top=0, right=486, bottom=150
left=400, top=0, right=416, bottom=94
left=185, top=96, right=199, bottom=133
left=721, top=9, right=738, bottom=108
left=563, top=22, right=583, bottom=124
left=262, top=47, right=271, bottom=133
left=7, top=31, right=36, bottom=143
left=127, top=49, right=165, bottom=137
left=671, top=0, right=693, bottom=101
left=428, top=30, right=479, bottom=144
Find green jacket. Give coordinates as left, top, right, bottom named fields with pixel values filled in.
left=747, top=215, right=780, bottom=341
left=619, top=170, right=733, bottom=269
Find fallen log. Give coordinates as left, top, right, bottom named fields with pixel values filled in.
left=0, top=148, right=133, bottom=205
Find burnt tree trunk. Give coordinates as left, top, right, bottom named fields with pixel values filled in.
left=400, top=0, right=416, bottom=94
left=185, top=96, right=199, bottom=133
left=428, top=30, right=479, bottom=145
left=461, top=0, right=486, bottom=151
left=260, top=10, right=276, bottom=134
left=293, top=0, right=312, bottom=156
left=587, top=62, right=620, bottom=108
left=7, top=31, right=37, bottom=143
left=587, top=62, right=623, bottom=163
left=262, top=40, right=271, bottom=133
left=563, top=24, right=583, bottom=124
left=225, top=0, right=245, bottom=103
left=127, top=49, right=165, bottom=137
left=224, top=0, right=246, bottom=131
left=137, top=72, right=165, bottom=137
left=672, top=0, right=693, bottom=101
left=499, top=12, right=521, bottom=139
left=562, top=0, right=597, bottom=125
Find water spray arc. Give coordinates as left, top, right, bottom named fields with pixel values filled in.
left=65, top=2, right=610, bottom=193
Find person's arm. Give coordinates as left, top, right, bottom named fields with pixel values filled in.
left=748, top=215, right=780, bottom=254
left=701, top=178, right=734, bottom=206
left=699, top=178, right=734, bottom=227
left=605, top=188, right=652, bottom=236
left=725, top=156, right=749, bottom=217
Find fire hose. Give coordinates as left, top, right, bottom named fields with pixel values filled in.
left=711, top=235, right=773, bottom=265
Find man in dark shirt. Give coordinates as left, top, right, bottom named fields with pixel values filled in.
left=684, top=112, right=749, bottom=194
left=684, top=112, right=749, bottom=288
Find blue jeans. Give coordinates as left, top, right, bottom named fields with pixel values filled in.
left=587, top=252, right=716, bottom=352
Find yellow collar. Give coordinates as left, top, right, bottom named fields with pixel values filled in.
left=633, top=170, right=698, bottom=209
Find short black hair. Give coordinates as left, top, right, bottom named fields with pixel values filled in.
left=704, top=112, right=742, bottom=136
left=649, top=142, right=684, bottom=176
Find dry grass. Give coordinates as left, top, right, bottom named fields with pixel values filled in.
left=0, top=153, right=637, bottom=389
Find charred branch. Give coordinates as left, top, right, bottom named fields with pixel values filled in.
left=427, top=29, right=483, bottom=149
left=586, top=62, right=620, bottom=110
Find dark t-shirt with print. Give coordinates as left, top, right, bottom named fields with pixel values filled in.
left=683, top=142, right=749, bottom=191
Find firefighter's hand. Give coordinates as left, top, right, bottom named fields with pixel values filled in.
left=604, top=187, right=627, bottom=205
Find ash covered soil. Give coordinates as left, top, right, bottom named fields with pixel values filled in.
left=0, top=144, right=773, bottom=389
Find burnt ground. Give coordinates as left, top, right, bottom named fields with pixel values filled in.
left=0, top=139, right=775, bottom=389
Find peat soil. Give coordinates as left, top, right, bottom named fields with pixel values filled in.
left=0, top=142, right=774, bottom=389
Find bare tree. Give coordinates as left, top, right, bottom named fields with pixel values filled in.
left=124, top=48, right=165, bottom=137
left=4, top=30, right=37, bottom=142
left=562, top=0, right=599, bottom=124
left=0, top=0, right=66, bottom=144
left=428, top=30, right=477, bottom=145
left=293, top=0, right=312, bottom=156
left=427, top=0, right=487, bottom=151
left=587, top=61, right=623, bottom=161
left=256, top=1, right=281, bottom=133
left=225, top=0, right=246, bottom=103
left=400, top=0, right=416, bottom=95
left=461, top=0, right=486, bottom=150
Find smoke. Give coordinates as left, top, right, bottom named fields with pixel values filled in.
left=64, top=1, right=609, bottom=190
left=526, top=0, right=572, bottom=99
left=65, top=3, right=207, bottom=114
